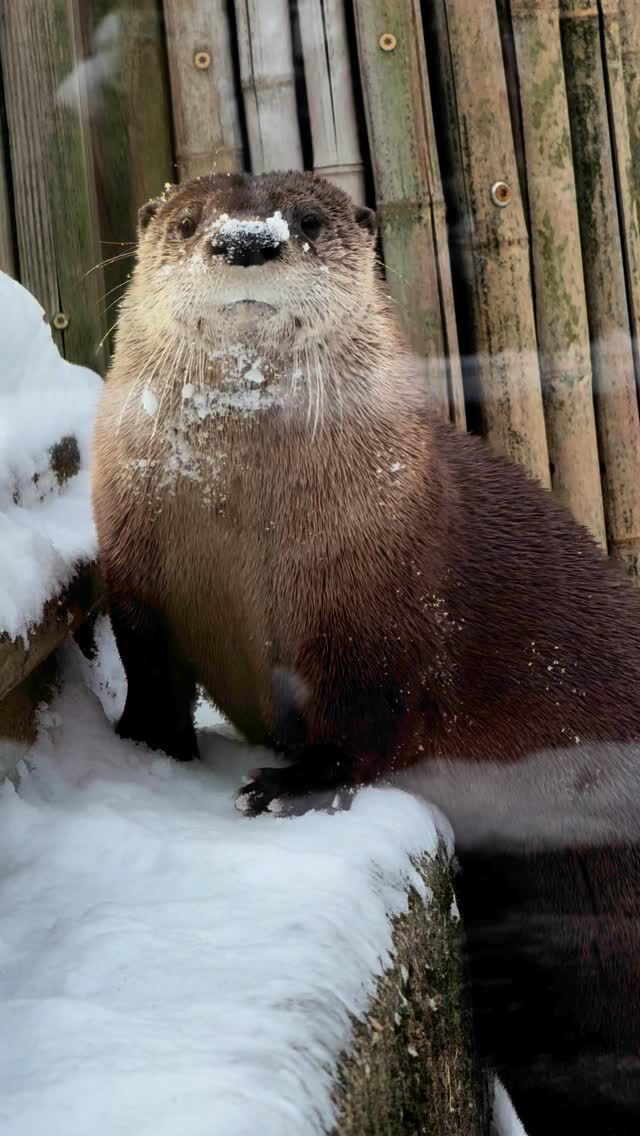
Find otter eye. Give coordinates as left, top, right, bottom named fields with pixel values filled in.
left=300, top=213, right=324, bottom=241
left=178, top=216, right=197, bottom=240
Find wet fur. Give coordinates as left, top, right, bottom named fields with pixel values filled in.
left=92, top=171, right=640, bottom=1134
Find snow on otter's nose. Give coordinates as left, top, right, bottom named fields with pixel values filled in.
left=212, top=211, right=289, bottom=251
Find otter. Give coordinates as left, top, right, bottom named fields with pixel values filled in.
left=92, top=170, right=640, bottom=1134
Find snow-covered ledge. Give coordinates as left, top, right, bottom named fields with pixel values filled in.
left=0, top=271, right=101, bottom=775
left=0, top=623, right=487, bottom=1135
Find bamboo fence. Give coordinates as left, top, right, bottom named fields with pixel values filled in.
left=297, top=0, right=365, bottom=202
left=163, top=0, right=243, bottom=180
left=1, top=0, right=640, bottom=574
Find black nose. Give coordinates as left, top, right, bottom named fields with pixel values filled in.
left=210, top=235, right=282, bottom=267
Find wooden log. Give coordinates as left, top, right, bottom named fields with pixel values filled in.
left=600, top=0, right=640, bottom=387
left=0, top=653, right=57, bottom=781
left=163, top=0, right=244, bottom=181
left=510, top=0, right=606, bottom=546
left=352, top=0, right=465, bottom=427
left=233, top=0, right=303, bottom=173
left=296, top=0, right=365, bottom=203
left=561, top=0, right=640, bottom=578
left=0, top=568, right=100, bottom=781
left=0, top=87, right=16, bottom=277
left=0, top=568, right=100, bottom=706
left=0, top=0, right=105, bottom=371
left=335, top=850, right=487, bottom=1135
left=426, top=0, right=550, bottom=482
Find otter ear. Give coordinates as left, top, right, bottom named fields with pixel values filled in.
left=354, top=204, right=377, bottom=238
left=137, top=198, right=161, bottom=235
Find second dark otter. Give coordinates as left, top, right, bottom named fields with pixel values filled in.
left=92, top=171, right=640, bottom=1134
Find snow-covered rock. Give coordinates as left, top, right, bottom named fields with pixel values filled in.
left=0, top=271, right=101, bottom=641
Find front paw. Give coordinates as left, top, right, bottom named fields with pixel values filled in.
left=234, top=765, right=353, bottom=818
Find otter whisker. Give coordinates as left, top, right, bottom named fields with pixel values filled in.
left=81, top=251, right=136, bottom=281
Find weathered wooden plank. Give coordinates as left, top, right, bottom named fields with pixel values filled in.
left=352, top=0, right=465, bottom=426
left=77, top=0, right=173, bottom=352
left=511, top=0, right=606, bottom=545
left=233, top=0, right=303, bottom=172
left=600, top=0, right=640, bottom=388
left=163, top=0, right=244, bottom=181
left=426, top=0, right=550, bottom=481
left=296, top=0, right=365, bottom=203
left=561, top=0, right=640, bottom=578
left=80, top=1, right=174, bottom=226
left=0, top=0, right=105, bottom=371
left=0, top=83, right=16, bottom=277
left=619, top=0, right=640, bottom=242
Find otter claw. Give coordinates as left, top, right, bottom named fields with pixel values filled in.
left=234, top=765, right=354, bottom=818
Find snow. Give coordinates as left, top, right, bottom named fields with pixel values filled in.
left=141, top=386, right=158, bottom=416
left=0, top=272, right=101, bottom=641
left=211, top=211, right=290, bottom=250
left=492, top=1078, right=527, bottom=1136
left=0, top=619, right=444, bottom=1136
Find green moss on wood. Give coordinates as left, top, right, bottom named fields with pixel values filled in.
left=333, top=850, right=486, bottom=1136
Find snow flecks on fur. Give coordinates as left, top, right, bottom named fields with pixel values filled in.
left=211, top=210, right=290, bottom=248
left=0, top=620, right=442, bottom=1136
left=141, top=387, right=158, bottom=416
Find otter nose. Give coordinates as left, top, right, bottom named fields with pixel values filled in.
left=210, top=236, right=281, bottom=267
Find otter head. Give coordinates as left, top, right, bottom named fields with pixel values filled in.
left=132, top=171, right=377, bottom=350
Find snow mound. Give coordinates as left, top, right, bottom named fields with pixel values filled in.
left=0, top=272, right=101, bottom=641
left=0, top=619, right=443, bottom=1136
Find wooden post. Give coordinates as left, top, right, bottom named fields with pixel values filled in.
left=233, top=0, right=303, bottom=172
left=0, top=0, right=105, bottom=371
left=163, top=0, right=244, bottom=181
left=0, top=93, right=15, bottom=277
left=426, top=0, right=550, bottom=483
left=510, top=0, right=606, bottom=545
left=352, top=0, right=465, bottom=427
left=600, top=0, right=640, bottom=387
left=296, top=0, right=365, bottom=203
left=561, top=0, right=640, bottom=578
left=79, top=0, right=174, bottom=355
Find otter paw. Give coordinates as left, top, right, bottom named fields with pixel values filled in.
left=234, top=766, right=354, bottom=818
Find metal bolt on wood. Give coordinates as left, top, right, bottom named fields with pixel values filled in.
left=52, top=312, right=69, bottom=330
left=194, top=50, right=210, bottom=70
left=490, top=181, right=512, bottom=207
left=378, top=33, right=397, bottom=51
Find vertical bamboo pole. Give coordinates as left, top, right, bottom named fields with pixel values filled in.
left=600, top=0, right=640, bottom=384
left=0, top=0, right=105, bottom=370
left=561, top=0, right=640, bottom=578
left=296, top=0, right=365, bottom=203
left=426, top=0, right=549, bottom=484
left=510, top=0, right=606, bottom=545
left=352, top=0, right=465, bottom=427
left=163, top=0, right=244, bottom=181
left=233, top=0, right=303, bottom=172
left=619, top=0, right=640, bottom=222
left=0, top=91, right=15, bottom=277
left=495, top=0, right=530, bottom=217
left=81, top=1, right=173, bottom=226
left=80, top=0, right=173, bottom=355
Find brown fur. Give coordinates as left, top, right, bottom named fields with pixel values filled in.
left=93, top=172, right=640, bottom=1133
